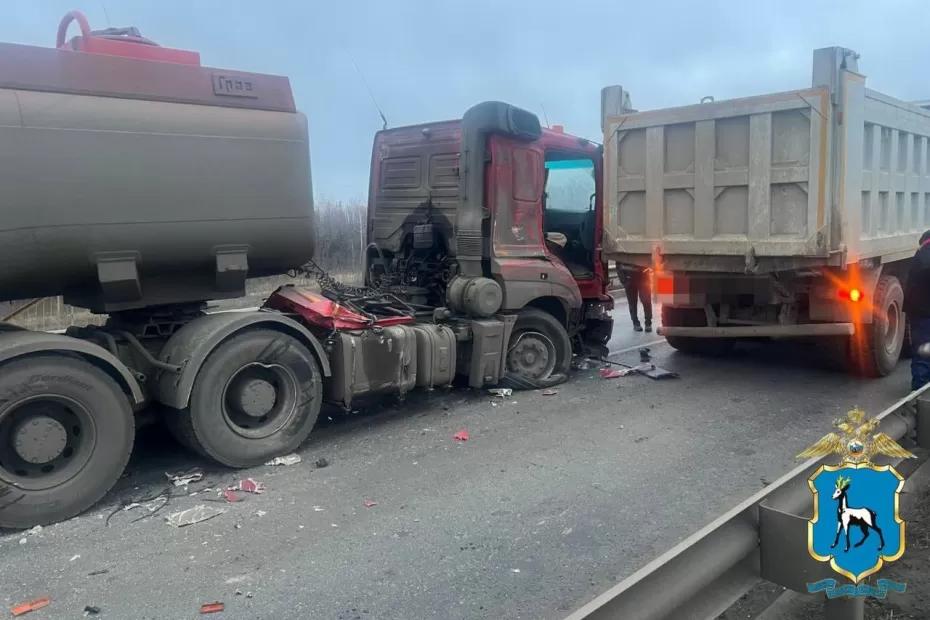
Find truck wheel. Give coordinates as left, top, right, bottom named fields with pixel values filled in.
left=853, top=274, right=904, bottom=377
left=0, top=355, right=134, bottom=529
left=504, top=308, right=571, bottom=389
left=662, top=307, right=734, bottom=356
left=172, top=329, right=322, bottom=467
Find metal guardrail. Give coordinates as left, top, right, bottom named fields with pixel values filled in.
left=565, top=383, right=930, bottom=620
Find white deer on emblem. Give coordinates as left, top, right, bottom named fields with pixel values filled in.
left=830, top=475, right=885, bottom=553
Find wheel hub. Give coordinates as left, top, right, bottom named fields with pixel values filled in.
left=507, top=331, right=557, bottom=380
left=222, top=363, right=298, bottom=439
left=234, top=378, right=278, bottom=418
left=13, top=415, right=68, bottom=464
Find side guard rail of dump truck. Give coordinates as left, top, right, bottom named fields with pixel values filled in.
left=564, top=383, right=930, bottom=620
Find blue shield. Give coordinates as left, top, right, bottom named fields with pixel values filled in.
left=808, top=464, right=905, bottom=583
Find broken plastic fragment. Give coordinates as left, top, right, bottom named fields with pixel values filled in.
left=10, top=597, right=50, bottom=617
left=229, top=478, right=265, bottom=494
left=541, top=389, right=558, bottom=396
left=487, top=388, right=513, bottom=398
left=314, top=457, right=329, bottom=468
left=265, top=453, right=301, bottom=466
left=453, top=429, right=469, bottom=442
left=165, top=505, right=225, bottom=528
left=222, top=490, right=243, bottom=503
left=363, top=499, right=378, bottom=508
left=165, top=470, right=204, bottom=487
left=599, top=368, right=624, bottom=379
left=199, top=602, right=225, bottom=614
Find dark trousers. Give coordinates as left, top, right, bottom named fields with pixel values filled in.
left=624, top=271, right=653, bottom=326
left=911, top=317, right=930, bottom=391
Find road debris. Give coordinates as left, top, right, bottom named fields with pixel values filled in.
left=10, top=597, right=50, bottom=617
left=598, top=368, right=624, bottom=379
left=222, top=490, right=243, bottom=503
left=363, top=499, right=378, bottom=508
left=313, top=506, right=325, bottom=512
left=199, top=602, right=225, bottom=614
left=83, top=605, right=100, bottom=616
left=229, top=478, right=265, bottom=494
left=26, top=525, right=42, bottom=536
left=69, top=554, right=81, bottom=562
left=265, top=453, right=301, bottom=466
left=166, top=470, right=204, bottom=487
left=256, top=510, right=267, bottom=517
left=165, top=505, right=225, bottom=528
left=488, top=388, right=512, bottom=398
left=453, top=429, right=469, bottom=442
left=18, top=538, right=26, bottom=545
left=541, top=389, right=558, bottom=396
left=511, top=568, right=521, bottom=573
left=315, top=457, right=330, bottom=468
left=87, top=569, right=109, bottom=577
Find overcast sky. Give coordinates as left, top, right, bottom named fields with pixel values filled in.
left=6, top=1, right=929, bottom=203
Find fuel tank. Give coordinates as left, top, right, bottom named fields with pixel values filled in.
left=0, top=14, right=314, bottom=312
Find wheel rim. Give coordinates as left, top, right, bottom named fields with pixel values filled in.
left=222, top=362, right=299, bottom=439
left=882, top=298, right=902, bottom=356
left=0, top=395, right=96, bottom=491
left=507, top=330, right=557, bottom=380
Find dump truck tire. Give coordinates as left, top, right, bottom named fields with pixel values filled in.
left=0, top=355, right=134, bottom=529
left=852, top=274, right=904, bottom=377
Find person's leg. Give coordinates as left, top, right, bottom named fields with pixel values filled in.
left=639, top=271, right=653, bottom=331
left=622, top=269, right=641, bottom=329
left=911, top=318, right=930, bottom=391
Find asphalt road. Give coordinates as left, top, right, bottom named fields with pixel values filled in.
left=0, top=305, right=913, bottom=620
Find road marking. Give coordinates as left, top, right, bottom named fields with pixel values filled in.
left=607, top=338, right=667, bottom=357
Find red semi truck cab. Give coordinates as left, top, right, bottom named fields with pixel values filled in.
left=365, top=109, right=614, bottom=351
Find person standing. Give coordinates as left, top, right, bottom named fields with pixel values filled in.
left=904, top=230, right=930, bottom=390
left=616, top=263, right=652, bottom=332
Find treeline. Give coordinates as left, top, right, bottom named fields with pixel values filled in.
left=313, top=200, right=367, bottom=282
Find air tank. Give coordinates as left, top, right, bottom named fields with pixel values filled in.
left=0, top=13, right=314, bottom=312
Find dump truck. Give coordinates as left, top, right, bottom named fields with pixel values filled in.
left=0, top=12, right=612, bottom=528
left=601, top=47, right=926, bottom=376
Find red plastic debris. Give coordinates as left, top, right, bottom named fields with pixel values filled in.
left=363, top=499, right=378, bottom=508
left=200, top=602, right=225, bottom=614
left=229, top=478, right=265, bottom=494
left=453, top=429, right=469, bottom=442
left=11, top=597, right=50, bottom=616
left=222, top=489, right=243, bottom=503
left=599, top=368, right=623, bottom=379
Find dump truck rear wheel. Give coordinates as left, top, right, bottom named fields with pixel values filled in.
left=0, top=355, right=134, bottom=529
left=172, top=329, right=322, bottom=467
left=851, top=274, right=904, bottom=377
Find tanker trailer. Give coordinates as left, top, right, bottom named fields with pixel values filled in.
left=0, top=11, right=327, bottom=528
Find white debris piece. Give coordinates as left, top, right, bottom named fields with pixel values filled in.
left=165, top=505, right=225, bottom=527
left=265, top=453, right=301, bottom=466
left=487, top=388, right=513, bottom=398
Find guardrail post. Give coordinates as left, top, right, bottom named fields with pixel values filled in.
left=917, top=396, right=930, bottom=449
left=823, top=595, right=863, bottom=620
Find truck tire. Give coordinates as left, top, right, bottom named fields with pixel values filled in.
left=662, top=307, right=735, bottom=356
left=503, top=308, right=571, bottom=389
left=169, top=329, right=322, bottom=467
left=0, top=355, right=134, bottom=529
left=852, top=274, right=904, bottom=377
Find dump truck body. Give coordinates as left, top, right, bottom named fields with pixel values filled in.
left=601, top=47, right=923, bottom=376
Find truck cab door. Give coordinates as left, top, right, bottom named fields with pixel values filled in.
left=486, top=134, right=582, bottom=315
